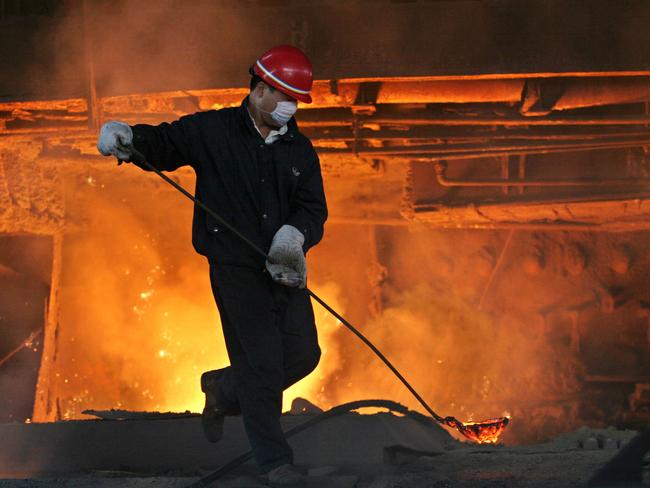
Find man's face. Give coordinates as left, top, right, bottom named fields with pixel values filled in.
left=252, top=82, right=296, bottom=127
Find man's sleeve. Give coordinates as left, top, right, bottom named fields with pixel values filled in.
left=286, top=143, right=328, bottom=252
left=128, top=112, right=203, bottom=172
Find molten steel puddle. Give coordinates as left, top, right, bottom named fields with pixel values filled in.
left=445, top=416, right=511, bottom=444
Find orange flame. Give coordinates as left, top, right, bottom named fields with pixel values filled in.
left=36, top=189, right=517, bottom=440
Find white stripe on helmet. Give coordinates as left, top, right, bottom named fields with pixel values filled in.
left=255, top=60, right=310, bottom=95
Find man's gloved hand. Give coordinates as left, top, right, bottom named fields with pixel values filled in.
left=265, top=225, right=307, bottom=288
left=97, top=121, right=134, bottom=161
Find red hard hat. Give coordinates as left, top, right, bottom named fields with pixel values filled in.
left=252, top=45, right=313, bottom=104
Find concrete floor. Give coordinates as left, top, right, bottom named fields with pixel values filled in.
left=0, top=412, right=647, bottom=488
left=0, top=445, right=646, bottom=488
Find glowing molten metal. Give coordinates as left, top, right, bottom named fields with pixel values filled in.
left=444, top=415, right=511, bottom=444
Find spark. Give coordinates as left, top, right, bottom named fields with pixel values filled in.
left=140, top=290, right=154, bottom=300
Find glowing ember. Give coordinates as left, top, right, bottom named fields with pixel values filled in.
left=444, top=415, right=510, bottom=444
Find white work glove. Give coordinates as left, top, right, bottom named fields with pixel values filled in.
left=97, top=121, right=133, bottom=161
left=265, top=225, right=307, bottom=288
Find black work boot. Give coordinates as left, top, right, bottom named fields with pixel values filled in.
left=200, top=369, right=233, bottom=443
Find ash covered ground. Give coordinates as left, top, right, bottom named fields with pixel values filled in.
left=0, top=424, right=647, bottom=488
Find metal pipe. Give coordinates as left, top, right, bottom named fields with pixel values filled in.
left=7, top=114, right=650, bottom=138
left=82, top=0, right=100, bottom=133
left=433, top=161, right=650, bottom=188
left=6, top=114, right=650, bottom=138
left=406, top=219, right=650, bottom=232
left=517, top=154, right=526, bottom=195
left=304, top=129, right=650, bottom=142
left=326, top=217, right=411, bottom=226
left=316, top=137, right=650, bottom=157
left=413, top=144, right=650, bottom=161
left=7, top=126, right=650, bottom=142
left=363, top=114, right=650, bottom=127
left=500, top=156, right=509, bottom=195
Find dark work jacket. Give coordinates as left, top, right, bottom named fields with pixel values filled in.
left=128, top=97, right=328, bottom=269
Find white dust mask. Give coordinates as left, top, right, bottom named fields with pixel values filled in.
left=251, top=95, right=297, bottom=126
left=269, top=100, right=297, bottom=125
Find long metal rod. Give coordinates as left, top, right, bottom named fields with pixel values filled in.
left=0, top=328, right=43, bottom=369
left=127, top=148, right=448, bottom=423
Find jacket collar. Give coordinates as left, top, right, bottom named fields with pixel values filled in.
left=240, top=96, right=297, bottom=143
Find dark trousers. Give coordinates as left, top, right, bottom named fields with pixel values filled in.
left=207, top=262, right=321, bottom=473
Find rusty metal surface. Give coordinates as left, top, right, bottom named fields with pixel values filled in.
left=404, top=194, right=650, bottom=231
left=3, top=53, right=650, bottom=230
left=0, top=143, right=65, bottom=235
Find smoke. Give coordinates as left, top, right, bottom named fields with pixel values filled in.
left=50, top=172, right=226, bottom=418
left=46, top=170, right=351, bottom=418
left=8, top=0, right=273, bottom=102
left=306, top=227, right=588, bottom=444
